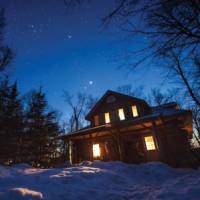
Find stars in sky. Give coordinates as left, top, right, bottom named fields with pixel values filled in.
left=1, top=0, right=169, bottom=122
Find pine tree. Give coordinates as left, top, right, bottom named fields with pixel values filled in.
left=0, top=78, right=23, bottom=164
left=24, top=88, right=60, bottom=167
left=0, top=77, right=10, bottom=163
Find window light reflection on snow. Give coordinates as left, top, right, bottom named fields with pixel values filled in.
left=93, top=144, right=101, bottom=158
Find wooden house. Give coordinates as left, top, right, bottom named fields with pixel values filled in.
left=60, top=90, right=193, bottom=167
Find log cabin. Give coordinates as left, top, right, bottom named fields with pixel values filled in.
left=60, top=90, right=193, bottom=167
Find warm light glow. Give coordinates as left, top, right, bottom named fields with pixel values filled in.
left=144, top=136, right=156, bottom=150
left=94, top=115, right=99, bottom=126
left=93, top=144, right=101, bottom=157
left=104, top=112, right=110, bottom=123
left=132, top=105, right=139, bottom=117
left=118, top=108, right=125, bottom=120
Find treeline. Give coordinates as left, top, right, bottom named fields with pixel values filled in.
left=0, top=77, right=63, bottom=167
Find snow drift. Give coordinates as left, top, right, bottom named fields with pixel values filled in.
left=0, top=161, right=200, bottom=200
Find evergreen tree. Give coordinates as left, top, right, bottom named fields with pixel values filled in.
left=24, top=88, right=60, bottom=167
left=0, top=78, right=23, bottom=164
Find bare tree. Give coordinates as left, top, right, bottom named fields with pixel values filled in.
left=65, top=0, right=200, bottom=108
left=163, top=50, right=200, bottom=107
left=117, top=84, right=145, bottom=98
left=148, top=88, right=176, bottom=106
left=0, top=9, right=13, bottom=72
left=64, top=91, right=97, bottom=133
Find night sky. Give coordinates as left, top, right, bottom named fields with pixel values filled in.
left=1, top=0, right=168, bottom=121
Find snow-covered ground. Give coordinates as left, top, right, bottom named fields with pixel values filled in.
left=0, top=161, right=200, bottom=200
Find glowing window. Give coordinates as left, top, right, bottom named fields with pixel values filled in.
left=93, top=144, right=101, bottom=157
left=118, top=108, right=125, bottom=120
left=94, top=115, right=99, bottom=126
left=132, top=105, right=139, bottom=117
left=104, top=112, right=110, bottom=123
left=144, top=136, right=156, bottom=151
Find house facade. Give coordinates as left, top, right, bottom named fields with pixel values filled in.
left=61, top=90, right=193, bottom=167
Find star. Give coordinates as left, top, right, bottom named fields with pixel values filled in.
left=89, top=81, right=93, bottom=85
left=67, top=35, right=72, bottom=39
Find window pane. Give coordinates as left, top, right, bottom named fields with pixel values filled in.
left=93, top=144, right=101, bottom=157
left=104, top=112, right=110, bottom=123
left=132, top=105, right=139, bottom=117
left=144, top=136, right=156, bottom=151
left=118, top=108, right=125, bottom=120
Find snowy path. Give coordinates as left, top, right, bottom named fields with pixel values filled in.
left=0, top=161, right=200, bottom=200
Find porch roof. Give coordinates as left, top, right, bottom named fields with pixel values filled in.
left=58, top=109, right=192, bottom=140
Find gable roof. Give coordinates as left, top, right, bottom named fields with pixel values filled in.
left=85, top=90, right=149, bottom=120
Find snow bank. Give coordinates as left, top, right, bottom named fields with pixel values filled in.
left=0, top=161, right=200, bottom=200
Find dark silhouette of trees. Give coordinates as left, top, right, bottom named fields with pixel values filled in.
left=64, top=91, right=97, bottom=132
left=23, top=88, right=61, bottom=167
left=0, top=78, right=23, bottom=164
left=0, top=78, right=61, bottom=167
left=0, top=9, right=13, bottom=72
left=65, top=0, right=200, bottom=108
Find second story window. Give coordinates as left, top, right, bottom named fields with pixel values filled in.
left=104, top=112, right=110, bottom=123
left=132, top=105, right=139, bottom=117
left=94, top=115, right=99, bottom=126
left=118, top=108, right=125, bottom=120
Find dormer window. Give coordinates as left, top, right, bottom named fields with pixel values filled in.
left=118, top=108, right=125, bottom=120
left=94, top=115, right=99, bottom=126
left=132, top=105, right=139, bottom=117
left=104, top=112, right=110, bottom=123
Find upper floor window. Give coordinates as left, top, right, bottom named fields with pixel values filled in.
left=144, top=136, right=156, bottom=151
left=132, top=105, right=139, bottom=117
left=118, top=108, right=125, bottom=120
left=104, top=112, right=110, bottom=123
left=94, top=115, right=99, bottom=126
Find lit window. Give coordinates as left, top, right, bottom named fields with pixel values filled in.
left=94, top=115, right=99, bottom=126
left=132, top=105, right=139, bottom=117
left=104, top=112, right=110, bottom=123
left=144, top=136, right=156, bottom=151
left=118, top=108, right=125, bottom=120
left=93, top=144, right=101, bottom=157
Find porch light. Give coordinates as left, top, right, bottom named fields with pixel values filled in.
left=93, top=144, right=101, bottom=158
left=144, top=136, right=156, bottom=151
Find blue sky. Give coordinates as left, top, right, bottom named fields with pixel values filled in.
left=1, top=0, right=169, bottom=121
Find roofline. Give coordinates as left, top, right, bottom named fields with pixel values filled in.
left=85, top=90, right=148, bottom=120
left=58, top=109, right=192, bottom=140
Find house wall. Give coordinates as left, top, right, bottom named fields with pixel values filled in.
left=90, top=96, right=150, bottom=127
left=155, top=119, right=193, bottom=167
left=70, top=130, right=160, bottom=164
left=68, top=118, right=193, bottom=167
